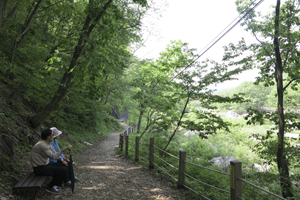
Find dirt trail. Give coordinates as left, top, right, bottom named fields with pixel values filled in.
left=33, top=124, right=188, bottom=200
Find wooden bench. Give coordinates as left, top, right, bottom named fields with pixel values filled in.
left=12, top=172, right=48, bottom=200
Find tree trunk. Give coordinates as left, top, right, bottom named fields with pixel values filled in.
left=139, top=110, right=155, bottom=139
left=29, top=0, right=113, bottom=128
left=163, top=93, right=190, bottom=151
left=0, top=0, right=7, bottom=28
left=274, top=0, right=293, bottom=198
left=139, top=123, right=149, bottom=139
left=137, top=109, right=143, bottom=134
left=29, top=72, right=73, bottom=128
left=0, top=2, right=18, bottom=33
left=10, top=0, right=47, bottom=63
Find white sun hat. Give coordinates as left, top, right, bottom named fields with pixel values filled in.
left=50, top=127, right=62, bottom=138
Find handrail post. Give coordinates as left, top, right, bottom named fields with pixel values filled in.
left=230, top=161, right=242, bottom=200
left=149, top=138, right=154, bottom=169
left=125, top=135, right=129, bottom=155
left=120, top=134, right=124, bottom=151
left=178, top=150, right=186, bottom=188
left=135, top=136, right=140, bottom=161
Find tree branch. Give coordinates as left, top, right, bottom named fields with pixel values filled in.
left=29, top=0, right=114, bottom=128
left=0, top=1, right=18, bottom=32
left=283, top=79, right=295, bottom=91
left=118, top=6, right=143, bottom=32
left=163, top=92, right=190, bottom=151
left=41, top=0, right=65, bottom=10
left=252, top=29, right=275, bottom=65
left=0, top=0, right=7, bottom=28
left=10, top=0, right=47, bottom=63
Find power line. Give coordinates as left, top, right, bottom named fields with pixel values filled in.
left=172, top=0, right=265, bottom=80
left=197, top=0, right=258, bottom=56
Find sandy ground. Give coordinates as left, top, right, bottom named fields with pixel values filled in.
left=5, top=123, right=189, bottom=200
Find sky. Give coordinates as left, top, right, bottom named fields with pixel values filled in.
left=134, top=0, right=277, bottom=90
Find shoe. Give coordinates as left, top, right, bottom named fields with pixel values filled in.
left=53, top=185, right=61, bottom=191
left=64, top=181, right=71, bottom=187
left=46, top=186, right=61, bottom=195
left=75, top=177, right=80, bottom=182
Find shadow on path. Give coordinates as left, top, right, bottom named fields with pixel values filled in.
left=35, top=123, right=188, bottom=200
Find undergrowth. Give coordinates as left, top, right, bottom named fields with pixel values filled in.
left=120, top=118, right=300, bottom=200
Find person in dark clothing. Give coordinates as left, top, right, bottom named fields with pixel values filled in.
left=49, top=127, right=80, bottom=185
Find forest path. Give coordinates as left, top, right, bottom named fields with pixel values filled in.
left=35, top=123, right=188, bottom=200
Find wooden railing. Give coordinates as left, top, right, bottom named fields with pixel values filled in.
left=119, top=129, right=287, bottom=200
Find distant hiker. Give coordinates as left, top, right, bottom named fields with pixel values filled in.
left=49, top=127, right=80, bottom=185
left=30, top=128, right=72, bottom=194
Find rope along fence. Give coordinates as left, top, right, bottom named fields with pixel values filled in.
left=118, top=132, right=287, bottom=200
left=152, top=144, right=179, bottom=182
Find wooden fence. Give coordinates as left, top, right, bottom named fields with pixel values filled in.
left=119, top=128, right=287, bottom=200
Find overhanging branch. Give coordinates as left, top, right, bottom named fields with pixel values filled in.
left=283, top=79, right=298, bottom=91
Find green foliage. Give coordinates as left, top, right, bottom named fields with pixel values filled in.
left=245, top=107, right=300, bottom=167
left=224, top=1, right=300, bottom=197
left=2, top=0, right=300, bottom=198
left=267, top=80, right=300, bottom=110
left=43, top=88, right=121, bottom=153
left=0, top=0, right=152, bottom=125
left=0, top=0, right=152, bottom=178
left=182, top=109, right=231, bottom=139
left=127, top=40, right=248, bottom=149
left=121, top=116, right=300, bottom=199
left=216, top=81, right=273, bottom=114
left=0, top=154, right=22, bottom=173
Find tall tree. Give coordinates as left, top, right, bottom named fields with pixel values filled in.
left=273, top=1, right=293, bottom=197
left=129, top=41, right=246, bottom=150
left=29, top=0, right=113, bottom=128
left=10, top=0, right=47, bottom=63
left=29, top=0, right=149, bottom=128
left=226, top=0, right=300, bottom=197
left=158, top=40, right=246, bottom=150
left=0, top=0, right=18, bottom=31
left=129, top=59, right=177, bottom=134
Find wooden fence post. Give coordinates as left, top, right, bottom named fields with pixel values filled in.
left=178, top=150, right=186, bottom=188
left=149, top=137, right=154, bottom=169
left=135, top=136, right=140, bottom=161
left=128, top=128, right=131, bottom=134
left=230, top=161, right=242, bottom=200
left=125, top=135, right=129, bottom=155
left=120, top=134, right=124, bottom=151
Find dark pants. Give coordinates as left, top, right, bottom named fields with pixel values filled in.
left=52, top=160, right=71, bottom=183
left=33, top=162, right=67, bottom=187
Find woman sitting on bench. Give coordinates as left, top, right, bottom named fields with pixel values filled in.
left=49, top=127, right=80, bottom=185
left=30, top=128, right=72, bottom=194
